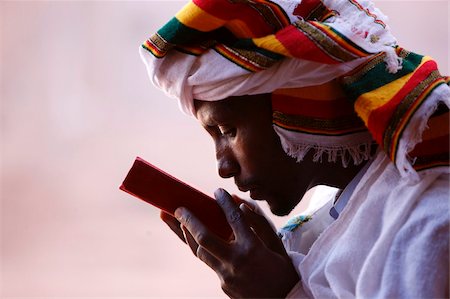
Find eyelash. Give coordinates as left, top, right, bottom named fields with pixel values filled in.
left=218, top=126, right=236, bottom=137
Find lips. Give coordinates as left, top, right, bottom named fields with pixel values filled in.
left=249, top=188, right=263, bottom=200
left=236, top=182, right=264, bottom=200
left=236, top=180, right=257, bottom=191
left=236, top=184, right=254, bottom=192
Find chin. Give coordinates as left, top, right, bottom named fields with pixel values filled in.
left=253, top=191, right=299, bottom=216
left=267, top=200, right=296, bottom=216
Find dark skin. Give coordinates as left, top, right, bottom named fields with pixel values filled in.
left=161, top=94, right=369, bottom=298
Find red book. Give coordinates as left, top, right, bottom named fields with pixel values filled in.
left=120, top=157, right=233, bottom=241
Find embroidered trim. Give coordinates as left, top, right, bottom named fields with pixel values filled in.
left=384, top=70, right=442, bottom=161
left=341, top=49, right=410, bottom=88
left=143, top=33, right=172, bottom=58
left=281, top=215, right=312, bottom=232
left=294, top=20, right=361, bottom=62
left=273, top=111, right=366, bottom=135
left=347, top=0, right=386, bottom=28
left=214, top=44, right=278, bottom=72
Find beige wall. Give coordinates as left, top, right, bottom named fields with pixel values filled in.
left=1, top=1, right=448, bottom=297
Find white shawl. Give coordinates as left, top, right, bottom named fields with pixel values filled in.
left=282, top=151, right=449, bottom=298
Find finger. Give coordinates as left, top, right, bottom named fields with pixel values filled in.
left=175, top=207, right=230, bottom=260
left=181, top=225, right=225, bottom=272
left=181, top=224, right=199, bottom=256
left=231, top=194, right=246, bottom=205
left=239, top=203, right=286, bottom=255
left=160, top=210, right=186, bottom=243
left=196, top=245, right=224, bottom=272
left=214, top=188, right=253, bottom=240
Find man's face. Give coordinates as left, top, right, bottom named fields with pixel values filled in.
left=195, top=94, right=318, bottom=216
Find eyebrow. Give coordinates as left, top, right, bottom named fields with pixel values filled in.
left=198, top=105, right=235, bottom=127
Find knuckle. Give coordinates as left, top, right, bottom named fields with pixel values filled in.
left=196, top=246, right=206, bottom=260
left=229, top=244, right=253, bottom=265
left=244, top=241, right=257, bottom=253
left=183, top=213, right=192, bottom=226
left=195, top=232, right=210, bottom=247
left=232, top=254, right=246, bottom=267
left=216, top=193, right=227, bottom=206
left=228, top=209, right=242, bottom=223
left=229, top=252, right=245, bottom=267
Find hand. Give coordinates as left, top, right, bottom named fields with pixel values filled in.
left=174, top=188, right=300, bottom=298
left=159, top=210, right=186, bottom=243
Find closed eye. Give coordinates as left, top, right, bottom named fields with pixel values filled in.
left=218, top=126, right=236, bottom=137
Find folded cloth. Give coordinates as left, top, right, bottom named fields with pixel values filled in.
left=284, top=150, right=449, bottom=298
left=140, top=0, right=450, bottom=180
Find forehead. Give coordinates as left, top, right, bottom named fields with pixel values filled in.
left=194, top=94, right=272, bottom=124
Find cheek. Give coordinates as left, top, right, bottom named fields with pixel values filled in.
left=236, top=127, right=284, bottom=175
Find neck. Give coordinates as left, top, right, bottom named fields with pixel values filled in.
left=308, top=144, right=378, bottom=190
left=319, top=159, right=370, bottom=189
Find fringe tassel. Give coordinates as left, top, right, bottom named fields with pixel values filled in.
left=384, top=46, right=403, bottom=74
left=280, top=139, right=374, bottom=168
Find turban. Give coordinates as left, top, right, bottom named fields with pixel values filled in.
left=140, top=0, right=450, bottom=181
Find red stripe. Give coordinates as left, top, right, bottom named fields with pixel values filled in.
left=275, top=25, right=338, bottom=64
left=367, top=60, right=438, bottom=144
left=272, top=94, right=355, bottom=118
left=409, top=135, right=449, bottom=157
left=144, top=40, right=164, bottom=57
left=293, top=0, right=322, bottom=18
left=192, top=0, right=284, bottom=36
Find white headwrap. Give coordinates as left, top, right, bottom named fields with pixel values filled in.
left=140, top=0, right=450, bottom=179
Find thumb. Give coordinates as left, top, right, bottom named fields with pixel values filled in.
left=239, top=203, right=287, bottom=256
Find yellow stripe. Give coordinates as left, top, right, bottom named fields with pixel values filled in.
left=225, top=20, right=255, bottom=38
left=252, top=35, right=291, bottom=56
left=354, top=56, right=432, bottom=123
left=176, top=1, right=225, bottom=32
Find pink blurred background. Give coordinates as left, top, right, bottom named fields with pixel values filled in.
left=1, top=1, right=448, bottom=297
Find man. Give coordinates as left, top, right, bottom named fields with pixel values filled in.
left=140, top=0, right=450, bottom=297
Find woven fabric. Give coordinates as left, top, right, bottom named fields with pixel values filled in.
left=140, top=0, right=450, bottom=180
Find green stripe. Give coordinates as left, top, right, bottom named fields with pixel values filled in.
left=158, top=19, right=276, bottom=59
left=343, top=51, right=424, bottom=102
left=158, top=17, right=212, bottom=45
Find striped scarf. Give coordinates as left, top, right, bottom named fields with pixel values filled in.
left=140, top=0, right=449, bottom=180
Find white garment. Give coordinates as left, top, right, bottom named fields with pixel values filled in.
left=282, top=151, right=450, bottom=298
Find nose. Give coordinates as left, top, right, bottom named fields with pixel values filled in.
left=216, top=145, right=240, bottom=179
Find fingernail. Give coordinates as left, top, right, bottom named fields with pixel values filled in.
left=215, top=189, right=228, bottom=205
left=214, top=188, right=224, bottom=199
left=174, top=207, right=184, bottom=220
left=240, top=203, right=254, bottom=212
left=239, top=203, right=247, bottom=212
